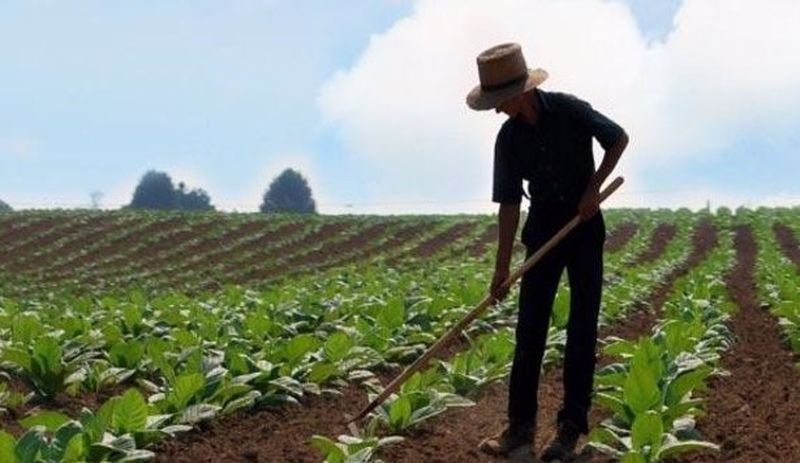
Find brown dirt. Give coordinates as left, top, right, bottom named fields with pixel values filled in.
left=773, top=222, right=800, bottom=270
left=198, top=221, right=353, bottom=289
left=150, top=220, right=718, bottom=462
left=216, top=221, right=339, bottom=278
left=0, top=216, right=92, bottom=270
left=239, top=220, right=397, bottom=284
left=153, top=329, right=473, bottom=463
left=77, top=219, right=219, bottom=283
left=177, top=220, right=304, bottom=277
left=638, top=220, right=718, bottom=312
left=603, top=222, right=637, bottom=254
left=466, top=223, right=499, bottom=258
left=144, top=219, right=278, bottom=283
left=44, top=217, right=186, bottom=280
left=318, top=221, right=436, bottom=270
left=632, top=223, right=678, bottom=265
left=0, top=379, right=129, bottom=438
left=683, top=225, right=800, bottom=462
left=14, top=215, right=136, bottom=274
left=387, top=222, right=479, bottom=266
left=378, top=220, right=718, bottom=462
left=0, top=217, right=62, bottom=265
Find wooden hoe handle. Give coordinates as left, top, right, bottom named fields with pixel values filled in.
left=348, top=176, right=625, bottom=424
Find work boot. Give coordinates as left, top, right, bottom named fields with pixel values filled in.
left=479, top=422, right=535, bottom=460
left=540, top=420, right=580, bottom=462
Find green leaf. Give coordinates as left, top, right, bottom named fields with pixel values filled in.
left=656, top=440, right=719, bottom=459
left=180, top=404, right=221, bottom=424
left=631, top=410, right=663, bottom=454
left=283, top=334, right=320, bottom=365
left=117, top=449, right=157, bottom=462
left=595, top=392, right=629, bottom=422
left=309, top=362, right=338, bottom=384
left=377, top=298, right=405, bottom=331
left=603, top=338, right=636, bottom=357
left=0, top=431, right=19, bottom=463
left=311, top=435, right=345, bottom=463
left=167, top=373, right=205, bottom=411
left=44, top=421, right=83, bottom=461
left=113, top=389, right=149, bottom=433
left=620, top=450, right=647, bottom=463
left=623, top=358, right=661, bottom=414
left=61, top=434, right=85, bottom=462
left=20, top=411, right=71, bottom=432
left=15, top=428, right=45, bottom=463
left=665, top=365, right=712, bottom=406
left=2, top=348, right=32, bottom=371
left=388, top=396, right=412, bottom=431
left=324, top=332, right=353, bottom=362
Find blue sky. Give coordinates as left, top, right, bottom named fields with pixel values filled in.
left=2, top=0, right=799, bottom=212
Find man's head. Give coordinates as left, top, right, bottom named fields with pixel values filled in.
left=495, top=92, right=531, bottom=119
left=466, top=43, right=547, bottom=112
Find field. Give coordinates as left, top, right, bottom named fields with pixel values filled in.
left=1, top=208, right=799, bottom=462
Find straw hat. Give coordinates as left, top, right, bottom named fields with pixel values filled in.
left=466, top=43, right=548, bottom=111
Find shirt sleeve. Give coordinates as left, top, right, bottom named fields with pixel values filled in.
left=492, top=126, right=523, bottom=205
left=562, top=94, right=625, bottom=150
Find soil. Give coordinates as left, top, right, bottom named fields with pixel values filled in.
left=773, top=222, right=800, bottom=269
left=320, top=221, right=436, bottom=270
left=215, top=221, right=354, bottom=284
left=151, top=221, right=718, bottom=462
left=0, top=217, right=91, bottom=270
left=682, top=225, right=800, bottom=462
left=14, top=215, right=134, bottom=274
left=387, top=222, right=480, bottom=265
left=94, top=219, right=221, bottom=275
left=45, top=217, right=187, bottom=280
left=631, top=223, right=678, bottom=265
left=467, top=223, right=498, bottom=258
left=0, top=217, right=62, bottom=265
left=0, top=378, right=129, bottom=438
left=158, top=219, right=284, bottom=277
left=603, top=222, right=637, bottom=254
left=240, top=220, right=399, bottom=284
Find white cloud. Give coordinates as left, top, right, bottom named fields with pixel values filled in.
left=319, top=0, right=800, bottom=211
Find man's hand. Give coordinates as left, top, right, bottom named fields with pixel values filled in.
left=490, top=268, right=511, bottom=303
left=577, top=183, right=600, bottom=221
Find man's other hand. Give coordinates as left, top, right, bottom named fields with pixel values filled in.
left=490, top=269, right=510, bottom=303
left=577, top=185, right=600, bottom=221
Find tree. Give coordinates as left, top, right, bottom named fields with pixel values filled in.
left=127, top=171, right=216, bottom=211
left=90, top=191, right=104, bottom=209
left=0, top=199, right=11, bottom=212
left=175, top=182, right=214, bottom=211
left=129, top=170, right=176, bottom=210
left=260, top=168, right=316, bottom=214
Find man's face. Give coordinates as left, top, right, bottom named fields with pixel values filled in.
left=495, top=95, right=523, bottom=118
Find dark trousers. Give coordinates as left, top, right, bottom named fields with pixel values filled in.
left=508, top=209, right=605, bottom=435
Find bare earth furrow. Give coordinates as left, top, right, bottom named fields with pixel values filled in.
left=683, top=225, right=800, bottom=462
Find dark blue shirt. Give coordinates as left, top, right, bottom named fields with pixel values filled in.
left=492, top=89, right=624, bottom=208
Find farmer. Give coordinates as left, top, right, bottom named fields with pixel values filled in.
left=466, top=43, right=628, bottom=461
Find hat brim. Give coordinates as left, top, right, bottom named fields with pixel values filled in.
left=466, top=68, right=548, bottom=111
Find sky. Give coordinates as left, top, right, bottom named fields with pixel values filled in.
left=1, top=0, right=799, bottom=213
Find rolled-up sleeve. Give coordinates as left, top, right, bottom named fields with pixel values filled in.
left=492, top=127, right=523, bottom=204
left=564, top=95, right=625, bottom=150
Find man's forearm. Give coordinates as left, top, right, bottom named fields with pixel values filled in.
left=495, top=203, right=520, bottom=271
left=591, top=131, right=628, bottom=189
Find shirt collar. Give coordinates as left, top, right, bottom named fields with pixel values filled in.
left=535, top=88, right=553, bottom=112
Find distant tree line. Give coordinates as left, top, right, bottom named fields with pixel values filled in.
left=0, top=199, right=11, bottom=212
left=128, top=168, right=316, bottom=214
